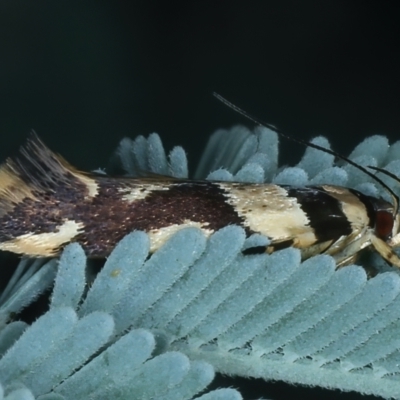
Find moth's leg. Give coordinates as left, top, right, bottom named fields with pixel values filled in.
left=298, top=240, right=333, bottom=260
left=266, top=238, right=295, bottom=254
left=321, top=229, right=372, bottom=267
left=371, top=235, right=400, bottom=269
left=336, top=254, right=358, bottom=268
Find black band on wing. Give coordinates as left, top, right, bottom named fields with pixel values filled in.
left=286, top=186, right=353, bottom=243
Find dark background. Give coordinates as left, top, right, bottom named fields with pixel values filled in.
left=1, top=1, right=400, bottom=172
left=1, top=1, right=398, bottom=399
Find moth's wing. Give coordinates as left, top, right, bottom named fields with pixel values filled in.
left=260, top=185, right=372, bottom=264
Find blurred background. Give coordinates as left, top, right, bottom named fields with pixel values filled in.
left=0, top=1, right=398, bottom=399
left=1, top=1, right=400, bottom=172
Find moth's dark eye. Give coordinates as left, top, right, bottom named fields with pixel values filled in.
left=375, top=210, right=394, bottom=241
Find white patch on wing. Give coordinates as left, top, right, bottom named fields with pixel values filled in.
left=218, top=183, right=317, bottom=247
left=0, top=220, right=84, bottom=257
left=322, top=185, right=370, bottom=229
left=147, top=220, right=214, bottom=252
left=118, top=183, right=170, bottom=202
left=73, top=172, right=99, bottom=198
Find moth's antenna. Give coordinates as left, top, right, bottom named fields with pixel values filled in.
left=213, top=92, right=399, bottom=217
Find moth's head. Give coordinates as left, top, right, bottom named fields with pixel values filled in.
left=368, top=196, right=396, bottom=242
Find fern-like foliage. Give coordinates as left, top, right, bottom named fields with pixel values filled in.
left=1, top=126, right=400, bottom=399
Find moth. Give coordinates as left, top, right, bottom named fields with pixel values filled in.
left=0, top=120, right=400, bottom=268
